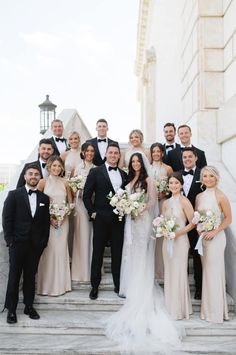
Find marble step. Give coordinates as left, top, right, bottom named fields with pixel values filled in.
left=0, top=310, right=235, bottom=337
left=8, top=289, right=234, bottom=314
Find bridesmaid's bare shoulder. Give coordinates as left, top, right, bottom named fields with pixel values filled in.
left=37, top=178, right=46, bottom=191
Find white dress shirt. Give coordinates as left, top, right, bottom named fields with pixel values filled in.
left=39, top=158, right=49, bottom=178
left=97, top=137, right=108, bottom=160
left=25, top=185, right=37, bottom=217
left=183, top=167, right=196, bottom=196
left=53, top=135, right=67, bottom=154
left=105, top=163, right=122, bottom=192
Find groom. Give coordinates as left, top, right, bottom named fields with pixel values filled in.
left=83, top=143, right=128, bottom=300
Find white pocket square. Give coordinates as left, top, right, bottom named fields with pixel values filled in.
left=39, top=203, right=45, bottom=206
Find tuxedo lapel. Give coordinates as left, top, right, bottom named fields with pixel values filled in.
left=101, top=165, right=115, bottom=193
left=21, top=188, right=33, bottom=218
left=188, top=168, right=200, bottom=195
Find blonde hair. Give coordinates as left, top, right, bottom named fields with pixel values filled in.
left=129, top=129, right=144, bottom=144
left=46, top=155, right=65, bottom=177
left=200, top=165, right=220, bottom=184
left=68, top=131, right=80, bottom=144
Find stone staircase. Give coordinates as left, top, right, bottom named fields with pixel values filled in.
left=0, top=252, right=235, bottom=354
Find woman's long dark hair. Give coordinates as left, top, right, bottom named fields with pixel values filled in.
left=128, top=153, right=148, bottom=193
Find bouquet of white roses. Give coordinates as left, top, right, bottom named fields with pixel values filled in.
left=129, top=190, right=146, bottom=219
left=192, top=210, right=220, bottom=255
left=107, top=188, right=131, bottom=221
left=154, top=176, right=169, bottom=194
left=49, top=201, right=73, bottom=229
left=67, top=175, right=85, bottom=193
left=152, top=215, right=179, bottom=257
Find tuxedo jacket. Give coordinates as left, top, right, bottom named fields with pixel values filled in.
left=86, top=137, right=119, bottom=166
left=166, top=145, right=207, bottom=172
left=83, top=164, right=128, bottom=218
left=180, top=167, right=203, bottom=208
left=162, top=143, right=180, bottom=164
left=16, top=160, right=43, bottom=188
left=49, top=136, right=68, bottom=156
left=2, top=186, right=50, bottom=248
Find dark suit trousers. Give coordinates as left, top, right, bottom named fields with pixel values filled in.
left=5, top=241, right=44, bottom=311
left=91, top=214, right=124, bottom=290
left=188, top=229, right=202, bottom=292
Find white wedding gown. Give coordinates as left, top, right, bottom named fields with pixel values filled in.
left=105, top=180, right=183, bottom=353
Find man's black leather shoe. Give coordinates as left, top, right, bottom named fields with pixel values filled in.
left=24, top=306, right=40, bottom=320
left=7, top=311, right=17, bottom=324
left=89, top=287, right=98, bottom=300
left=194, top=290, right=201, bottom=300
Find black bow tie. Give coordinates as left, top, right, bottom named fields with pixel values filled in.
left=28, top=189, right=38, bottom=195
left=55, top=137, right=65, bottom=142
left=98, top=138, right=106, bottom=143
left=166, top=144, right=174, bottom=149
left=42, top=163, right=46, bottom=168
left=183, top=169, right=194, bottom=176
left=108, top=166, right=118, bottom=171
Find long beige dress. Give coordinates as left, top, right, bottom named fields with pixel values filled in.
left=71, top=162, right=95, bottom=282
left=197, top=188, right=228, bottom=323
left=162, top=195, right=192, bottom=320
left=37, top=175, right=71, bottom=296
left=151, top=161, right=168, bottom=280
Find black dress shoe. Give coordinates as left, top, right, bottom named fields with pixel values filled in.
left=194, top=290, right=201, bottom=300
left=7, top=311, right=17, bottom=324
left=89, top=287, right=98, bottom=300
left=118, top=294, right=126, bottom=299
left=24, top=306, right=40, bottom=320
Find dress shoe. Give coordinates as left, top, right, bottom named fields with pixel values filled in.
left=118, top=294, right=126, bottom=299
left=114, top=287, right=119, bottom=294
left=7, top=311, right=17, bottom=324
left=24, top=306, right=40, bottom=320
left=194, top=290, right=201, bottom=300
left=89, top=287, right=98, bottom=300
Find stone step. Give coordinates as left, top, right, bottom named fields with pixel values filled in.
left=0, top=310, right=235, bottom=337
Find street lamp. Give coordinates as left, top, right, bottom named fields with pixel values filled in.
left=38, top=95, right=57, bottom=134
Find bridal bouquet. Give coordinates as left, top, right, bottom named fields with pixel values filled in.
left=129, top=190, right=146, bottom=219
left=67, top=175, right=85, bottom=193
left=49, top=201, right=73, bottom=228
left=192, top=210, right=220, bottom=255
left=154, top=176, right=169, bottom=194
left=107, top=188, right=130, bottom=221
left=152, top=215, right=179, bottom=257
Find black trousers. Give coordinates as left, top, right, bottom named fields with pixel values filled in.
left=188, top=229, right=202, bottom=292
left=5, top=241, right=44, bottom=312
left=91, top=214, right=124, bottom=290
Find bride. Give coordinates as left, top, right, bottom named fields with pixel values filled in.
left=105, top=152, right=182, bottom=353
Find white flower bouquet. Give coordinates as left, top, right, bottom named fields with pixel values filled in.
left=152, top=215, right=179, bottom=257
left=67, top=175, right=85, bottom=193
left=192, top=210, right=220, bottom=255
left=129, top=190, right=146, bottom=219
left=154, top=176, right=169, bottom=194
left=49, top=201, right=72, bottom=228
left=107, top=188, right=131, bottom=221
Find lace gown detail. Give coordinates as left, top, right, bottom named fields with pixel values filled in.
left=37, top=175, right=71, bottom=296
left=71, top=162, right=95, bottom=282
left=197, top=188, right=228, bottom=323
left=162, top=196, right=192, bottom=320
left=105, top=182, right=182, bottom=352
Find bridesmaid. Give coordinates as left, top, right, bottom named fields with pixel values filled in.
left=37, top=156, right=73, bottom=296
left=71, top=142, right=96, bottom=282
left=195, top=166, right=232, bottom=323
left=162, top=172, right=194, bottom=320
left=60, top=131, right=81, bottom=178
left=119, top=129, right=151, bottom=168
left=150, top=142, right=173, bottom=280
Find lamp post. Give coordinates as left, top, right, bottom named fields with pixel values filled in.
left=38, top=95, right=57, bottom=134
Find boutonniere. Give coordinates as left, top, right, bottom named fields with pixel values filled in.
left=39, top=203, right=45, bottom=206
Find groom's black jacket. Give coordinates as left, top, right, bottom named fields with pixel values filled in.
left=83, top=164, right=127, bottom=219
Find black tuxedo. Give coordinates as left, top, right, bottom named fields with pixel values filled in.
left=16, top=160, right=43, bottom=188
left=49, top=136, right=68, bottom=156
left=86, top=137, right=119, bottom=166
left=2, top=187, right=50, bottom=312
left=162, top=143, right=180, bottom=164
left=83, top=164, right=128, bottom=290
left=180, top=167, right=203, bottom=292
left=167, top=145, right=207, bottom=172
